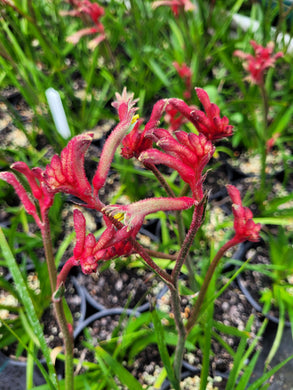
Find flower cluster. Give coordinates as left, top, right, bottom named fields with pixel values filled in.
left=152, top=0, right=195, bottom=17
left=0, top=87, right=260, bottom=285
left=139, top=129, right=215, bottom=201
left=0, top=162, right=53, bottom=229
left=173, top=62, right=193, bottom=99
left=121, top=87, right=233, bottom=202
left=167, top=88, right=233, bottom=141
left=233, top=40, right=283, bottom=85
left=227, top=185, right=261, bottom=243
left=62, top=0, right=106, bottom=49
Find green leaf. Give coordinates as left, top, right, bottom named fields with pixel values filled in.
left=152, top=309, right=178, bottom=390
left=95, top=345, right=144, bottom=390
left=248, top=353, right=293, bottom=390
left=0, top=228, right=59, bottom=389
left=148, top=59, right=170, bottom=87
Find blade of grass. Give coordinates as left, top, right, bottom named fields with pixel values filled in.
left=265, top=296, right=285, bottom=369
left=0, top=227, right=59, bottom=389
left=225, top=315, right=254, bottom=389
left=95, top=345, right=144, bottom=390
left=152, top=309, right=179, bottom=390
left=248, top=353, right=293, bottom=390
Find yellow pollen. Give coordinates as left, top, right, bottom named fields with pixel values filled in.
left=114, top=212, right=124, bottom=222
left=131, top=114, right=139, bottom=124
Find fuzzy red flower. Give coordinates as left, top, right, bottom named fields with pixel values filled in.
left=104, top=196, right=195, bottom=232
left=120, top=99, right=167, bottom=159
left=139, top=129, right=215, bottom=201
left=0, top=163, right=54, bottom=228
left=233, top=40, right=283, bottom=85
left=63, top=0, right=105, bottom=49
left=173, top=62, right=192, bottom=99
left=227, top=185, right=261, bottom=243
left=121, top=119, right=153, bottom=159
left=70, top=209, right=136, bottom=274
left=92, top=88, right=139, bottom=191
left=152, top=0, right=195, bottom=17
left=43, top=133, right=98, bottom=205
left=168, top=88, right=233, bottom=141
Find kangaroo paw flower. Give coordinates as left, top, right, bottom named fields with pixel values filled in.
left=168, top=88, right=233, bottom=141
left=227, top=185, right=261, bottom=243
left=0, top=163, right=54, bottom=227
left=104, top=196, right=195, bottom=231
left=234, top=40, right=283, bottom=85
left=44, top=133, right=93, bottom=201
left=139, top=130, right=215, bottom=201
left=92, top=88, right=139, bottom=192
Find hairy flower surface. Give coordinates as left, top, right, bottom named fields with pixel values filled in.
left=104, top=196, right=195, bottom=231
left=0, top=163, right=54, bottom=228
left=121, top=99, right=167, bottom=159
left=92, top=88, right=139, bottom=192
left=152, top=0, right=195, bottom=16
left=168, top=88, right=233, bottom=141
left=63, top=0, right=105, bottom=49
left=139, top=129, right=215, bottom=201
left=71, top=209, right=135, bottom=274
left=227, top=185, right=261, bottom=243
left=233, top=40, right=283, bottom=85
left=121, top=119, right=153, bottom=159
left=44, top=133, right=95, bottom=203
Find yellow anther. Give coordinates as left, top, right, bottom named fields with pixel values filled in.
left=131, top=114, right=139, bottom=125
left=114, top=212, right=124, bottom=222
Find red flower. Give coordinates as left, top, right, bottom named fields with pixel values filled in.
left=0, top=163, right=54, bottom=228
left=234, top=40, right=283, bottom=85
left=92, top=88, right=139, bottom=192
left=43, top=133, right=97, bottom=205
left=63, top=0, right=106, bottom=49
left=104, top=196, right=195, bottom=231
left=173, top=62, right=193, bottom=99
left=168, top=88, right=233, bottom=141
left=120, top=98, right=167, bottom=159
left=139, top=129, right=215, bottom=201
left=227, top=185, right=261, bottom=243
left=121, top=119, right=153, bottom=159
left=152, top=0, right=195, bottom=17
left=71, top=209, right=135, bottom=274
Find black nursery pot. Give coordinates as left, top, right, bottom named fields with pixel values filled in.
left=77, top=265, right=159, bottom=314
left=235, top=242, right=291, bottom=327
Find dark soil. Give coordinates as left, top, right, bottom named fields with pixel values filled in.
left=76, top=265, right=158, bottom=310
left=3, top=277, right=83, bottom=360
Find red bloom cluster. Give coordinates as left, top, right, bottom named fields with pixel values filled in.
left=227, top=185, right=261, bottom=243
left=1, top=86, right=259, bottom=285
left=63, top=0, right=105, bottom=49
left=71, top=209, right=135, bottom=274
left=140, top=129, right=214, bottom=201
left=168, top=88, right=233, bottom=141
left=164, top=104, right=187, bottom=132
left=152, top=0, right=195, bottom=17
left=0, top=163, right=53, bottom=229
left=173, top=62, right=193, bottom=99
left=234, top=40, right=283, bottom=85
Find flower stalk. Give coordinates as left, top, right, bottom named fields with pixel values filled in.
left=41, top=215, right=74, bottom=390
